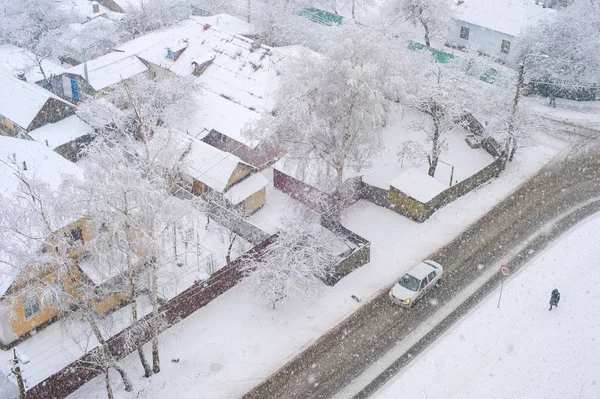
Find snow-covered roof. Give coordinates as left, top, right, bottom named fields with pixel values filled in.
left=176, top=132, right=246, bottom=193
left=224, top=172, right=268, bottom=205
left=56, top=0, right=112, bottom=22
left=67, top=52, right=148, bottom=90
left=116, top=16, right=282, bottom=110
left=0, top=70, right=72, bottom=130
left=452, top=0, right=554, bottom=36
left=28, top=115, right=94, bottom=149
left=0, top=136, right=84, bottom=295
left=390, top=168, right=448, bottom=203
left=176, top=90, right=261, bottom=148
left=0, top=44, right=69, bottom=83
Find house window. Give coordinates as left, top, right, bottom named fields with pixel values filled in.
left=501, top=40, right=511, bottom=54
left=460, top=26, right=470, bottom=40
left=23, top=295, right=40, bottom=318
left=68, top=226, right=84, bottom=245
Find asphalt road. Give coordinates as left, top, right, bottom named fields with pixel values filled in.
left=243, top=145, right=600, bottom=399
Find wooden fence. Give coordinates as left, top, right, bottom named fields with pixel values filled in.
left=25, top=235, right=277, bottom=399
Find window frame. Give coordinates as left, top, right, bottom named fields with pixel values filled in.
left=23, top=294, right=41, bottom=319
left=460, top=26, right=470, bottom=40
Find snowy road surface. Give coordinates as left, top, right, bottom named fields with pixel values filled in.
left=244, top=149, right=600, bottom=399
left=375, top=212, right=600, bottom=399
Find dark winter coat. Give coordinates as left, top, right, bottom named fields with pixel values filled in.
left=550, top=289, right=560, bottom=305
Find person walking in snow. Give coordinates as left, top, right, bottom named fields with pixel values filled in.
left=549, top=93, right=556, bottom=108
left=549, top=289, right=560, bottom=310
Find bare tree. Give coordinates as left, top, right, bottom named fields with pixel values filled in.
left=116, top=0, right=192, bottom=40
left=247, top=24, right=409, bottom=216
left=408, top=53, right=477, bottom=177
left=518, top=0, right=600, bottom=99
left=386, top=0, right=451, bottom=47
left=242, top=210, right=336, bottom=309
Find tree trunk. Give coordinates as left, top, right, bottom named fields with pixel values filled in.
left=124, top=193, right=153, bottom=378
left=428, top=116, right=441, bottom=177
left=104, top=369, right=114, bottom=399
left=352, top=0, right=356, bottom=20
left=88, top=316, right=134, bottom=392
left=421, top=18, right=431, bottom=47
left=226, top=235, right=237, bottom=264
left=151, top=258, right=161, bottom=373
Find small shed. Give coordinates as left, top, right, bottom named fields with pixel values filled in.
left=389, top=168, right=448, bottom=222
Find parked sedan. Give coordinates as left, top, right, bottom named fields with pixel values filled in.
left=389, top=260, right=443, bottom=308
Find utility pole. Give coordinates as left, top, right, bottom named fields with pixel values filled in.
left=12, top=347, right=29, bottom=399
left=247, top=0, right=251, bottom=23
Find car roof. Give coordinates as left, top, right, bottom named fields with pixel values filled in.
left=407, top=261, right=438, bottom=279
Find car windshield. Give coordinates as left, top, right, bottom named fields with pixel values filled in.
left=398, top=274, right=420, bottom=291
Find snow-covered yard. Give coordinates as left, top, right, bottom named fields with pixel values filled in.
left=63, top=132, right=563, bottom=399
left=361, top=109, right=495, bottom=190
left=375, top=212, right=600, bottom=399
left=0, top=203, right=251, bottom=390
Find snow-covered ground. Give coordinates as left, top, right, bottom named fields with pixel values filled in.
left=64, top=130, right=565, bottom=399
left=375, top=212, right=600, bottom=399
left=527, top=96, right=600, bottom=131
left=361, top=109, right=494, bottom=190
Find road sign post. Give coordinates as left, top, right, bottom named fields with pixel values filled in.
left=497, top=265, right=511, bottom=308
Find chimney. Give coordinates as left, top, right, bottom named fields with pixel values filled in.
left=92, top=2, right=100, bottom=13
left=17, top=72, right=27, bottom=81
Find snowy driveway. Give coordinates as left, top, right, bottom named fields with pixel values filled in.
left=244, top=149, right=600, bottom=399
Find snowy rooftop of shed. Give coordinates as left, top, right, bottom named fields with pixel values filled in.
left=389, top=168, right=448, bottom=204
left=0, top=70, right=72, bottom=129
left=0, top=136, right=84, bottom=295
left=174, top=131, right=246, bottom=193
left=28, top=115, right=94, bottom=149
left=452, top=0, right=554, bottom=36
left=224, top=172, right=268, bottom=205
left=67, top=52, right=148, bottom=90
left=0, top=44, right=68, bottom=83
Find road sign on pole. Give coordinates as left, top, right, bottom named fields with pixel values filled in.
left=497, top=265, right=511, bottom=308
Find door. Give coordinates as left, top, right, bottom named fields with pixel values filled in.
left=70, top=77, right=80, bottom=102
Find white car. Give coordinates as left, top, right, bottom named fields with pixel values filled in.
left=389, top=260, right=443, bottom=308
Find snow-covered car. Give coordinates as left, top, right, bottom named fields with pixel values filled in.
left=389, top=260, right=443, bottom=308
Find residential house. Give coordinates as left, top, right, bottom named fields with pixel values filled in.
left=114, top=14, right=286, bottom=167
left=28, top=115, right=96, bottom=162
left=55, top=0, right=116, bottom=22
left=0, top=71, right=75, bottom=138
left=176, top=132, right=268, bottom=216
left=446, top=0, right=553, bottom=64
left=0, top=44, right=90, bottom=103
left=0, top=137, right=124, bottom=347
left=67, top=51, right=149, bottom=96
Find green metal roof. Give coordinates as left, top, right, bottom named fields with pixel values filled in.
left=407, top=41, right=455, bottom=64
left=297, top=7, right=344, bottom=26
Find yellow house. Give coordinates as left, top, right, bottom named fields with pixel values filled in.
left=0, top=216, right=130, bottom=347
left=0, top=137, right=128, bottom=347
left=179, top=132, right=268, bottom=216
